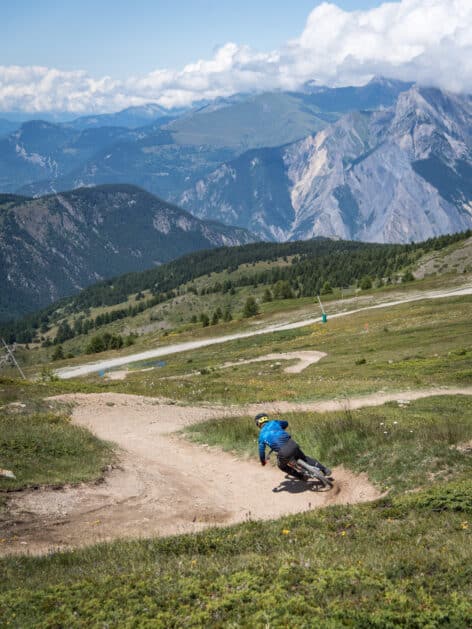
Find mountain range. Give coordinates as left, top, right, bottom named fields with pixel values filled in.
left=1, top=78, right=411, bottom=200
left=180, top=86, right=472, bottom=243
left=2, top=77, right=472, bottom=321
left=0, top=185, right=254, bottom=320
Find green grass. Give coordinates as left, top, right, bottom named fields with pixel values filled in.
left=19, top=265, right=471, bottom=372
left=0, top=398, right=114, bottom=491
left=1, top=394, right=471, bottom=626
left=185, top=395, right=472, bottom=494
left=0, top=289, right=471, bottom=624
left=0, top=485, right=471, bottom=627
left=0, top=288, right=471, bottom=626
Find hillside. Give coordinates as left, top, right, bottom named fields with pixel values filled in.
left=166, top=78, right=411, bottom=149
left=0, top=184, right=255, bottom=320
left=2, top=230, right=470, bottom=355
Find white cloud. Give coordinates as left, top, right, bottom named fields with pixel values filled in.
left=1, top=0, right=471, bottom=113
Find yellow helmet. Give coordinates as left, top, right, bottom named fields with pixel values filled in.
left=254, top=413, right=269, bottom=428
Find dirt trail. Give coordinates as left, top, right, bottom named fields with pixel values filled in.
left=0, top=393, right=379, bottom=556
left=3, top=386, right=472, bottom=556
left=56, top=284, right=472, bottom=379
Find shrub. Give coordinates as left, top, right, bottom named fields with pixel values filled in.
left=321, top=281, right=333, bottom=294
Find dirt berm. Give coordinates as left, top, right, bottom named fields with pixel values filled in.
left=4, top=387, right=471, bottom=556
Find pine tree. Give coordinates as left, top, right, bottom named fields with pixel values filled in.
left=51, top=345, right=64, bottom=361
left=243, top=297, right=259, bottom=318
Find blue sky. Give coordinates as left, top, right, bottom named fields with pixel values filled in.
left=3, top=0, right=388, bottom=77
left=1, top=1, right=470, bottom=113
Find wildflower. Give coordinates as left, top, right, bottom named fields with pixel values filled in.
left=393, top=421, right=398, bottom=425
left=384, top=431, right=388, bottom=434
left=340, top=531, right=347, bottom=536
left=282, top=529, right=290, bottom=535
left=460, top=521, right=469, bottom=530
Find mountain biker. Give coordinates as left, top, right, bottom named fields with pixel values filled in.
left=255, top=412, right=331, bottom=481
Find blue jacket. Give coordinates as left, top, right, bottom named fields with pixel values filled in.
left=258, top=420, right=290, bottom=463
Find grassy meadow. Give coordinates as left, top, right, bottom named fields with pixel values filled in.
left=0, top=264, right=471, bottom=626
left=87, top=294, right=472, bottom=404
left=1, top=503, right=471, bottom=626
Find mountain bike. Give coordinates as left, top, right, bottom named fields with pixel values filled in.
left=267, top=451, right=333, bottom=490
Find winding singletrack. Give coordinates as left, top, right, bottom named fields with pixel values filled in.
left=3, top=386, right=472, bottom=556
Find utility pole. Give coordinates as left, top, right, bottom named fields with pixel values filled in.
left=0, top=338, right=26, bottom=379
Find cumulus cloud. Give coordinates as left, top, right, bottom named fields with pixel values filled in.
left=1, top=0, right=471, bottom=113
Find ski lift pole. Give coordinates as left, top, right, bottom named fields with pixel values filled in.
left=1, top=338, right=26, bottom=379
left=317, top=296, right=327, bottom=323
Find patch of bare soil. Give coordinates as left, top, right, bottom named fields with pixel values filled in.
left=414, top=237, right=472, bottom=279
left=0, top=392, right=384, bottom=556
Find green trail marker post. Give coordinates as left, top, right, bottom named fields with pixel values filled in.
left=317, top=296, right=327, bottom=323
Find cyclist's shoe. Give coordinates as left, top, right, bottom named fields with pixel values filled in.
left=319, top=465, right=331, bottom=476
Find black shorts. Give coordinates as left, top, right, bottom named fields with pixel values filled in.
left=277, top=439, right=303, bottom=466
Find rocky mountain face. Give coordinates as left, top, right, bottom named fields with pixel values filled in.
left=180, top=86, right=472, bottom=243
left=0, top=185, right=255, bottom=319
left=1, top=79, right=470, bottom=250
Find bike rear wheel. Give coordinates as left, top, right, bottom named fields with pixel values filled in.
left=296, top=459, right=333, bottom=489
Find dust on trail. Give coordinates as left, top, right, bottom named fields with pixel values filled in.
left=3, top=386, right=472, bottom=556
